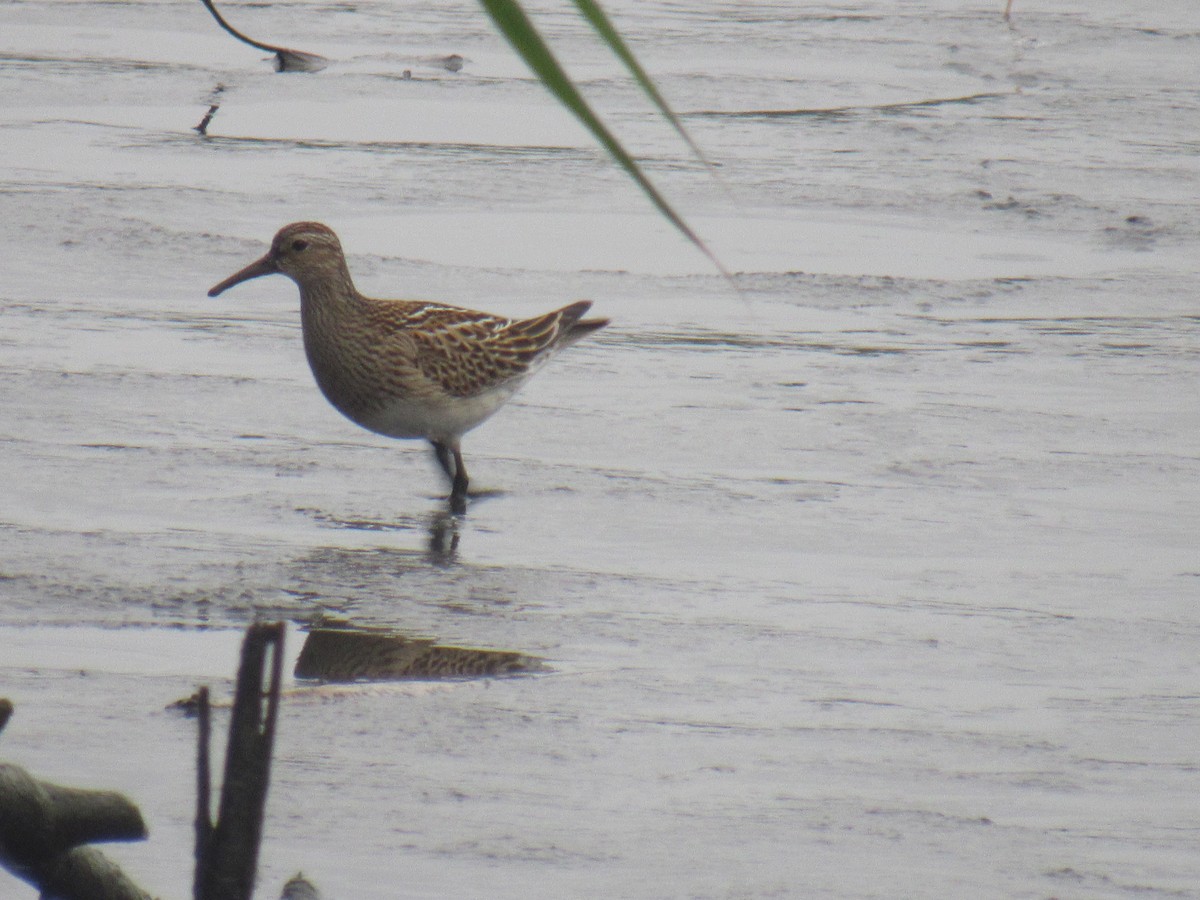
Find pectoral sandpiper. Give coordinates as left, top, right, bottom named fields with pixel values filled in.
left=208, top=222, right=608, bottom=513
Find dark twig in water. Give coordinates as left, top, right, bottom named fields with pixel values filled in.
left=194, top=104, right=219, bottom=135
left=199, top=0, right=328, bottom=72
left=194, top=83, right=225, bottom=135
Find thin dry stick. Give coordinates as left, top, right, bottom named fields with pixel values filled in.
left=199, top=0, right=327, bottom=71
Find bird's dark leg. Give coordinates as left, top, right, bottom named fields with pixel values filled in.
left=432, top=441, right=455, bottom=482
left=431, top=440, right=469, bottom=514
left=450, top=446, right=469, bottom=505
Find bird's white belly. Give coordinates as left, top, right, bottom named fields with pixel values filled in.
left=357, top=381, right=524, bottom=442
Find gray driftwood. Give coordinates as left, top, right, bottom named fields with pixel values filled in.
left=0, top=739, right=150, bottom=899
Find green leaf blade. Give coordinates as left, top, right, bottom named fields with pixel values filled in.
left=569, top=0, right=717, bottom=176
left=477, top=0, right=730, bottom=278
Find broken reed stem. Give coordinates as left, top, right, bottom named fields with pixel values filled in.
left=194, top=622, right=286, bottom=900
left=193, top=686, right=213, bottom=900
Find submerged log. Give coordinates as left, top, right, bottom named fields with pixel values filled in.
left=37, top=846, right=153, bottom=900
left=0, top=765, right=147, bottom=854
left=0, top=751, right=149, bottom=899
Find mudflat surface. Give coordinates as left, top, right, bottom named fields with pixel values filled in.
left=1, top=2, right=1198, bottom=897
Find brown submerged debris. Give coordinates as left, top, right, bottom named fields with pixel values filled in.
left=194, top=82, right=226, bottom=136
left=199, top=0, right=328, bottom=72
left=295, top=623, right=547, bottom=682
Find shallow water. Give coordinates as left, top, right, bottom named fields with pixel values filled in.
left=1, top=1, right=1199, bottom=898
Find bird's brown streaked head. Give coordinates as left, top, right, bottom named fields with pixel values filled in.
left=207, top=221, right=347, bottom=297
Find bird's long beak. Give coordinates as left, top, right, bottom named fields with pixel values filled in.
left=207, top=253, right=278, bottom=297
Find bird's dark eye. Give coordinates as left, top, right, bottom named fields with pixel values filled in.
left=291, top=239, right=309, bottom=252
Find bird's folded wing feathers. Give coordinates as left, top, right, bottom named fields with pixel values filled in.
left=409, top=306, right=574, bottom=397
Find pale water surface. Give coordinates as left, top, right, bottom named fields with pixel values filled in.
left=1, top=2, right=1198, bottom=898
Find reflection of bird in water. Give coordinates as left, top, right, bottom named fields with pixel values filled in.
left=208, top=222, right=608, bottom=514
left=294, top=626, right=545, bottom=681
left=428, top=510, right=460, bottom=564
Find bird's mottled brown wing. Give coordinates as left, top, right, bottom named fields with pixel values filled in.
left=394, top=301, right=594, bottom=397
